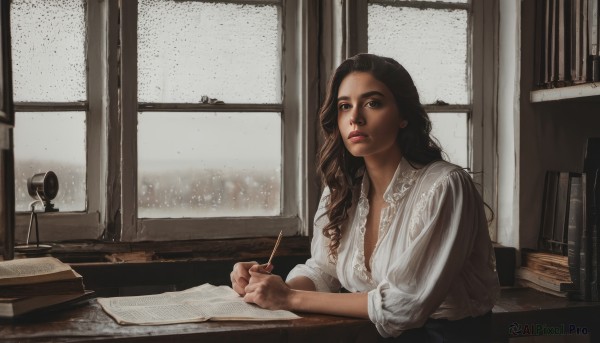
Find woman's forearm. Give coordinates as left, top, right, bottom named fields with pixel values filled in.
left=286, top=276, right=317, bottom=291
left=285, top=276, right=369, bottom=318
left=244, top=271, right=369, bottom=319
left=288, top=289, right=369, bottom=319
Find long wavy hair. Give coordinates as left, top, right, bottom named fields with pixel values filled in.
left=317, top=53, right=443, bottom=262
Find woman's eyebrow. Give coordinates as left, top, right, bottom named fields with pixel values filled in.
left=337, top=91, right=386, bottom=101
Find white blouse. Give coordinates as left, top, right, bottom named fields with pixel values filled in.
left=286, top=158, right=500, bottom=338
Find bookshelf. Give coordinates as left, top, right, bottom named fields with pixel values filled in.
left=530, top=83, right=600, bottom=103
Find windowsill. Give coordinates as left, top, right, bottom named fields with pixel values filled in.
left=21, top=236, right=312, bottom=264
left=530, top=82, right=600, bottom=103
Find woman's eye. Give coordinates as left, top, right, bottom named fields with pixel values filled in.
left=338, top=103, right=351, bottom=110
left=366, top=100, right=381, bottom=108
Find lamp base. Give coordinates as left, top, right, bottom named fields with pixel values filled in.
left=14, top=244, right=52, bottom=254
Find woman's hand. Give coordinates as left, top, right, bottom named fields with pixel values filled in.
left=230, top=261, right=256, bottom=296
left=230, top=261, right=274, bottom=296
left=243, top=264, right=293, bottom=310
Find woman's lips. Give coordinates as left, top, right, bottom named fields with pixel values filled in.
left=348, top=130, right=367, bottom=143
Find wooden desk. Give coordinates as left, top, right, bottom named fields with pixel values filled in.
left=0, top=301, right=379, bottom=343
left=1, top=288, right=599, bottom=343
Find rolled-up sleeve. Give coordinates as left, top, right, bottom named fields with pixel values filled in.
left=286, top=188, right=341, bottom=293
left=368, top=170, right=485, bottom=337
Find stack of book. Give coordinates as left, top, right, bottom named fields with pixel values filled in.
left=532, top=138, right=600, bottom=300
left=0, top=257, right=93, bottom=318
left=515, top=250, right=577, bottom=298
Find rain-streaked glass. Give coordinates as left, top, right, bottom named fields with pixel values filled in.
left=429, top=112, right=468, bottom=168
left=11, top=0, right=87, bottom=102
left=368, top=5, right=468, bottom=104
left=13, top=112, right=87, bottom=212
left=138, top=112, right=281, bottom=218
left=138, top=0, right=281, bottom=104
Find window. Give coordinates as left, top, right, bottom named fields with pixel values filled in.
left=11, top=0, right=101, bottom=241
left=344, top=0, right=498, bottom=238
left=11, top=0, right=319, bottom=244
left=12, top=0, right=87, bottom=212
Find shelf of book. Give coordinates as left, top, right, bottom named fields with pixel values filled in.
left=530, top=83, right=600, bottom=103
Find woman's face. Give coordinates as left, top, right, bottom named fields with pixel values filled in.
left=336, top=72, right=406, bottom=160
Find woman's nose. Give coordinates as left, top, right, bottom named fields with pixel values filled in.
left=349, top=109, right=365, bottom=126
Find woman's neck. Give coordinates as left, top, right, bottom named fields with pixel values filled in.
left=364, top=151, right=403, bottom=198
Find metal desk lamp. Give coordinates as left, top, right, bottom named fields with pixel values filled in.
left=14, top=171, right=59, bottom=254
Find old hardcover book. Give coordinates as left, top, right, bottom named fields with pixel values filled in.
left=0, top=257, right=79, bottom=286
left=567, top=174, right=583, bottom=293
left=535, top=0, right=547, bottom=86
left=522, top=250, right=570, bottom=276
left=551, top=0, right=560, bottom=82
left=590, top=169, right=600, bottom=301
left=553, top=172, right=571, bottom=254
left=515, top=267, right=576, bottom=292
left=540, top=171, right=559, bottom=251
left=584, top=138, right=600, bottom=301
left=558, top=0, right=571, bottom=82
left=581, top=173, right=591, bottom=300
left=0, top=276, right=84, bottom=298
left=516, top=279, right=569, bottom=298
left=571, top=0, right=582, bottom=82
left=0, top=290, right=93, bottom=318
left=582, top=0, right=589, bottom=80
left=589, top=0, right=599, bottom=81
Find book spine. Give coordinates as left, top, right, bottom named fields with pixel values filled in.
left=588, top=0, right=599, bottom=81
left=536, top=0, right=547, bottom=87
left=541, top=172, right=559, bottom=251
left=554, top=172, right=571, bottom=254
left=571, top=0, right=582, bottom=83
left=583, top=138, right=600, bottom=301
left=580, top=173, right=591, bottom=300
left=582, top=0, right=589, bottom=80
left=589, top=169, right=599, bottom=301
left=568, top=174, right=583, bottom=293
left=553, top=0, right=560, bottom=83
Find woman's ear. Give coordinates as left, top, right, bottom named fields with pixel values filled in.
left=399, top=120, right=408, bottom=129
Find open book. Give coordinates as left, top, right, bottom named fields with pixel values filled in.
left=98, top=283, right=300, bottom=325
left=0, top=257, right=80, bottom=286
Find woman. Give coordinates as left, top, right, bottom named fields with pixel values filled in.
left=230, top=54, right=500, bottom=342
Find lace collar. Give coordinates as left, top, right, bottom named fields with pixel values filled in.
left=358, top=157, right=419, bottom=205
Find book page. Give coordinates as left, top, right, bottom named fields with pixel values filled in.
left=0, top=257, right=77, bottom=286
left=98, top=284, right=300, bottom=325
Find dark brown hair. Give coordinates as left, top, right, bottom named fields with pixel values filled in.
left=317, top=53, right=443, bottom=262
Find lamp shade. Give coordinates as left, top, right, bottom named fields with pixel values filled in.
left=27, top=171, right=59, bottom=201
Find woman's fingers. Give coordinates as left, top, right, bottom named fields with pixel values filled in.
left=231, top=261, right=258, bottom=295
left=244, top=273, right=291, bottom=310
left=249, top=263, right=274, bottom=274
left=234, top=261, right=257, bottom=279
